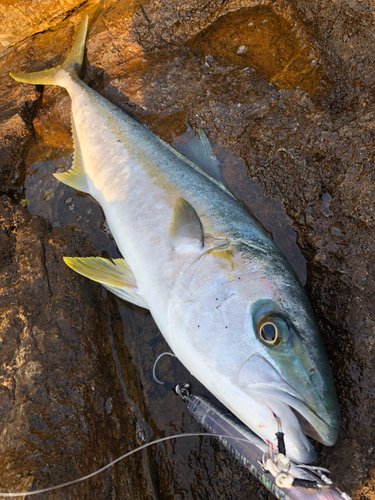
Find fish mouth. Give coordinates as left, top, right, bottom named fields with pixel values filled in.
left=290, top=402, right=335, bottom=445
left=238, top=355, right=339, bottom=456
left=263, top=390, right=338, bottom=447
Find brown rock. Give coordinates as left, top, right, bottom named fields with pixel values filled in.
left=0, top=196, right=152, bottom=499
left=0, top=0, right=99, bottom=48
left=189, top=5, right=326, bottom=97
left=1, top=0, right=375, bottom=499
left=33, top=88, right=72, bottom=150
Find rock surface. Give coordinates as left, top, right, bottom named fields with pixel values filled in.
left=0, top=196, right=152, bottom=499
left=0, top=0, right=374, bottom=499
left=0, top=0, right=92, bottom=48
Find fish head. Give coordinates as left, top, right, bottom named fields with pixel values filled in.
left=236, top=293, right=341, bottom=463
left=169, top=241, right=340, bottom=463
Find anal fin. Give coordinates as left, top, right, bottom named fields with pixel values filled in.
left=64, top=256, right=148, bottom=309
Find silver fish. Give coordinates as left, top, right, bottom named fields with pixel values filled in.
left=10, top=15, right=340, bottom=463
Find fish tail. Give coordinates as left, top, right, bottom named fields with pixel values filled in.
left=9, top=14, right=88, bottom=87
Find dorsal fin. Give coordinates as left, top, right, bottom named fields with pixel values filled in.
left=169, top=197, right=204, bottom=251
left=53, top=111, right=90, bottom=193
left=173, top=126, right=224, bottom=184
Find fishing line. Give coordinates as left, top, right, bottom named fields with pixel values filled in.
left=0, top=432, right=253, bottom=497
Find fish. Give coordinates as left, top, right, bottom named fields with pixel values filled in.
left=10, top=15, right=340, bottom=464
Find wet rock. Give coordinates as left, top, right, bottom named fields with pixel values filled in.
left=0, top=112, right=30, bottom=195
left=189, top=5, right=326, bottom=97
left=1, top=0, right=375, bottom=499
left=32, top=88, right=72, bottom=150
left=0, top=197, right=152, bottom=499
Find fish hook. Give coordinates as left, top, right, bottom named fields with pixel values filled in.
left=152, top=352, right=176, bottom=386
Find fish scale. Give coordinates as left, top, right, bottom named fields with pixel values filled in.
left=10, top=14, right=340, bottom=465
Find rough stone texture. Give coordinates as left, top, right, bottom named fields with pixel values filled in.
left=0, top=197, right=152, bottom=499
left=0, top=0, right=94, bottom=48
left=1, top=0, right=375, bottom=499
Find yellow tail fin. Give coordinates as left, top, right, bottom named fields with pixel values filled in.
left=9, top=14, right=88, bottom=86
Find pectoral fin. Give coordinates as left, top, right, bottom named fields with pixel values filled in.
left=63, top=256, right=148, bottom=308
left=169, top=197, right=204, bottom=251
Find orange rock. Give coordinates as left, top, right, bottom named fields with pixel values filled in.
left=0, top=0, right=100, bottom=47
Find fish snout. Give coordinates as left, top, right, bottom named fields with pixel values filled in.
left=238, top=355, right=340, bottom=451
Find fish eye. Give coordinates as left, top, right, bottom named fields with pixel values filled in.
left=252, top=303, right=291, bottom=347
left=258, top=319, right=278, bottom=345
